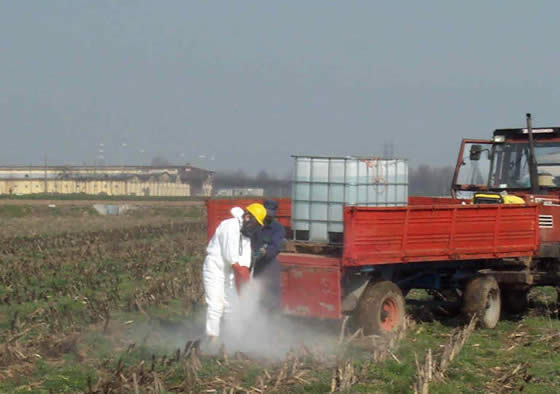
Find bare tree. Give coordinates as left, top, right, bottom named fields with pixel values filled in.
left=409, top=165, right=454, bottom=196
left=151, top=155, right=170, bottom=167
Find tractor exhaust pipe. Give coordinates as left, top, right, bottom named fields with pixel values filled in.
left=526, top=113, right=540, bottom=194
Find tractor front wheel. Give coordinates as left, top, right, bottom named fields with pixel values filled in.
left=462, top=275, right=501, bottom=328
left=356, top=280, right=405, bottom=336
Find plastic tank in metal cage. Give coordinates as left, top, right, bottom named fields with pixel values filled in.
left=291, top=156, right=408, bottom=242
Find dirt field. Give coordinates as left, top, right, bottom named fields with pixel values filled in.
left=0, top=201, right=203, bottom=238
left=0, top=201, right=559, bottom=393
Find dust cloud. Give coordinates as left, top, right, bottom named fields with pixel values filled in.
left=218, top=279, right=338, bottom=360
left=126, top=278, right=339, bottom=361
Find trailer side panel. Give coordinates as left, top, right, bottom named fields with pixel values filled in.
left=343, top=204, right=539, bottom=266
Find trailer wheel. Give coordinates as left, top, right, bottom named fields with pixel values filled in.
left=462, top=275, right=501, bottom=328
left=501, top=288, right=529, bottom=314
left=356, top=281, right=405, bottom=336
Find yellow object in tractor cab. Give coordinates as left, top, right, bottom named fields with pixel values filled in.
left=472, top=193, right=525, bottom=205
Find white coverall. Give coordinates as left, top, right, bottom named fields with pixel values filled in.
left=203, top=207, right=252, bottom=337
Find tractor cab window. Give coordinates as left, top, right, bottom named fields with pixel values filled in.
left=456, top=142, right=491, bottom=186
left=453, top=141, right=492, bottom=198
left=489, top=143, right=530, bottom=188
left=489, top=142, right=560, bottom=189
left=534, top=142, right=560, bottom=187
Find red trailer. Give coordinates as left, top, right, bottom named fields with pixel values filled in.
left=206, top=114, right=560, bottom=336
left=280, top=203, right=541, bottom=334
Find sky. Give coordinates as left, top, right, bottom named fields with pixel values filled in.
left=1, top=1, right=559, bottom=175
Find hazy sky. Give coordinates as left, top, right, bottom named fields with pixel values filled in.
left=1, top=1, right=559, bottom=174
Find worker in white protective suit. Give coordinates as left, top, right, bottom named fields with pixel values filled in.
left=202, top=203, right=267, bottom=344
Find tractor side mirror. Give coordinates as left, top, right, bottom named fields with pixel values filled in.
left=469, top=145, right=482, bottom=161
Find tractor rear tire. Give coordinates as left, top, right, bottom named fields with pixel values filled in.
left=501, top=288, right=529, bottom=314
left=356, top=280, right=405, bottom=336
left=462, top=275, right=501, bottom=328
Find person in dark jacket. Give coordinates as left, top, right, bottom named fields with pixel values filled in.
left=252, top=200, right=286, bottom=310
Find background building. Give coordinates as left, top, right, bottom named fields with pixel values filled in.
left=0, top=165, right=214, bottom=197
left=215, top=187, right=265, bottom=197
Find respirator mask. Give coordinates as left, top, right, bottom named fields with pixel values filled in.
left=240, top=214, right=259, bottom=237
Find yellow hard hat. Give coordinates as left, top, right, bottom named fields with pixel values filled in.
left=246, top=203, right=266, bottom=226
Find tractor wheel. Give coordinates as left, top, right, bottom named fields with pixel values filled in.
left=462, top=275, right=501, bottom=328
left=356, top=280, right=405, bottom=336
left=501, top=288, right=529, bottom=314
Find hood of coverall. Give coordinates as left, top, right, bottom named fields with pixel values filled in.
left=230, top=206, right=244, bottom=220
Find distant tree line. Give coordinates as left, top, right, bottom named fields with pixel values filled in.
left=214, top=170, right=291, bottom=197
left=409, top=165, right=455, bottom=196
left=214, top=165, right=455, bottom=197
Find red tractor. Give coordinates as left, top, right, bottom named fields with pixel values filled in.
left=207, top=114, right=560, bottom=336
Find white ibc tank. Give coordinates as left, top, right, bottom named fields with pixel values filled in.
left=292, top=156, right=408, bottom=242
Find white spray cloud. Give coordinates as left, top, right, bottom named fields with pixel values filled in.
left=125, top=278, right=339, bottom=361
left=217, top=279, right=339, bottom=360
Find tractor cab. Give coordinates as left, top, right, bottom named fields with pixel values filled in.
left=452, top=116, right=560, bottom=200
